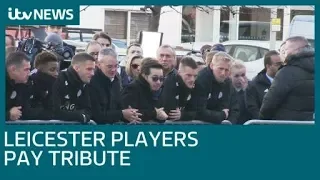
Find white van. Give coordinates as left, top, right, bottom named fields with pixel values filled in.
left=288, top=15, right=314, bottom=47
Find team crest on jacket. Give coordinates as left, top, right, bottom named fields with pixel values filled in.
left=218, top=92, right=223, bottom=99
left=10, top=91, right=17, bottom=99
left=77, top=90, right=82, bottom=97
left=65, top=81, right=68, bottom=86
left=187, top=94, right=191, bottom=101
left=175, top=95, right=179, bottom=100
left=176, top=82, right=179, bottom=87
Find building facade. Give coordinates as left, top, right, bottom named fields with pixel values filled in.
left=71, top=5, right=314, bottom=45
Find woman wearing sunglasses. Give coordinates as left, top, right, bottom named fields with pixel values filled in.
left=124, top=55, right=143, bottom=86
left=121, top=58, right=168, bottom=123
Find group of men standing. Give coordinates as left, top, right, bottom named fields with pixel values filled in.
left=5, top=26, right=314, bottom=124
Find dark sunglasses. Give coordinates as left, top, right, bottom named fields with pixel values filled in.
left=131, top=64, right=140, bottom=69
left=151, top=76, right=165, bottom=82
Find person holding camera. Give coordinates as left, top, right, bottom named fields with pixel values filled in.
left=50, top=53, right=95, bottom=123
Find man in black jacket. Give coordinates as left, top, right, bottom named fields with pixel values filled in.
left=51, top=53, right=95, bottom=123
left=189, top=52, right=239, bottom=124
left=121, top=59, right=168, bottom=123
left=159, top=57, right=198, bottom=121
left=229, top=60, right=250, bottom=124
left=6, top=52, right=47, bottom=121
left=89, top=48, right=141, bottom=124
left=29, top=52, right=59, bottom=112
left=246, top=50, right=282, bottom=120
left=260, top=36, right=314, bottom=120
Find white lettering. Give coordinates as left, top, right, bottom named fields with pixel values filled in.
left=8, top=7, right=74, bottom=21
left=188, top=131, right=198, bottom=147
left=4, top=151, right=16, bottom=166
left=112, top=132, right=123, bottom=147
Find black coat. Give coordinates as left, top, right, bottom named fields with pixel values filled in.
left=230, top=87, right=250, bottom=124
left=260, top=50, right=314, bottom=120
left=29, top=71, right=56, bottom=111
left=6, top=75, right=50, bottom=120
left=189, top=67, right=239, bottom=124
left=158, top=73, right=196, bottom=121
left=51, top=67, right=91, bottom=123
left=89, top=68, right=123, bottom=124
left=121, top=77, right=161, bottom=122
left=246, top=69, right=271, bottom=119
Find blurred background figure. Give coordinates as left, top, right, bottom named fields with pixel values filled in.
left=120, top=43, right=143, bottom=67
left=44, top=33, right=66, bottom=70
left=6, top=34, right=15, bottom=48
left=46, top=25, right=64, bottom=35
left=93, top=32, right=112, bottom=49
left=124, top=55, right=143, bottom=87
left=200, top=44, right=212, bottom=61
left=85, top=41, right=102, bottom=62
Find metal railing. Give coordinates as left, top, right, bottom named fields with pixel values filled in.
left=5, top=120, right=96, bottom=125
left=244, top=120, right=315, bottom=125
left=5, top=119, right=315, bottom=125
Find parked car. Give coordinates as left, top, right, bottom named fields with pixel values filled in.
left=178, top=40, right=283, bottom=80
left=222, top=40, right=283, bottom=80
left=288, top=15, right=314, bottom=47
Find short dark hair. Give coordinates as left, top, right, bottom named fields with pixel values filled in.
left=34, top=51, right=58, bottom=69
left=6, top=52, right=30, bottom=68
left=71, top=52, right=96, bottom=65
left=126, top=43, right=141, bottom=54
left=140, top=58, right=163, bottom=76
left=93, top=32, right=112, bottom=44
left=6, top=34, right=15, bottom=47
left=264, top=50, right=279, bottom=68
left=179, top=57, right=198, bottom=69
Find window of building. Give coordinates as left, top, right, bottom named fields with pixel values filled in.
left=290, top=9, right=314, bottom=21
left=239, top=7, right=271, bottom=41
left=181, top=6, right=196, bottom=43
left=104, top=11, right=127, bottom=40
left=130, top=12, right=151, bottom=41
left=219, top=7, right=231, bottom=42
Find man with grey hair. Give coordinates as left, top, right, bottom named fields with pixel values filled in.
left=260, top=36, right=314, bottom=120
left=156, top=44, right=177, bottom=77
left=89, top=48, right=142, bottom=124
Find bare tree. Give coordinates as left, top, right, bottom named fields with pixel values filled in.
left=140, top=6, right=163, bottom=32
left=140, top=5, right=271, bottom=32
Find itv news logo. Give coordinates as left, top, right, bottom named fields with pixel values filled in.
left=8, top=7, right=74, bottom=21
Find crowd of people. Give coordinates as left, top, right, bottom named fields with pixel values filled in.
left=5, top=25, right=315, bottom=124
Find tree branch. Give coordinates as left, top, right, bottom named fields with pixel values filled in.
left=80, top=6, right=90, bottom=12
